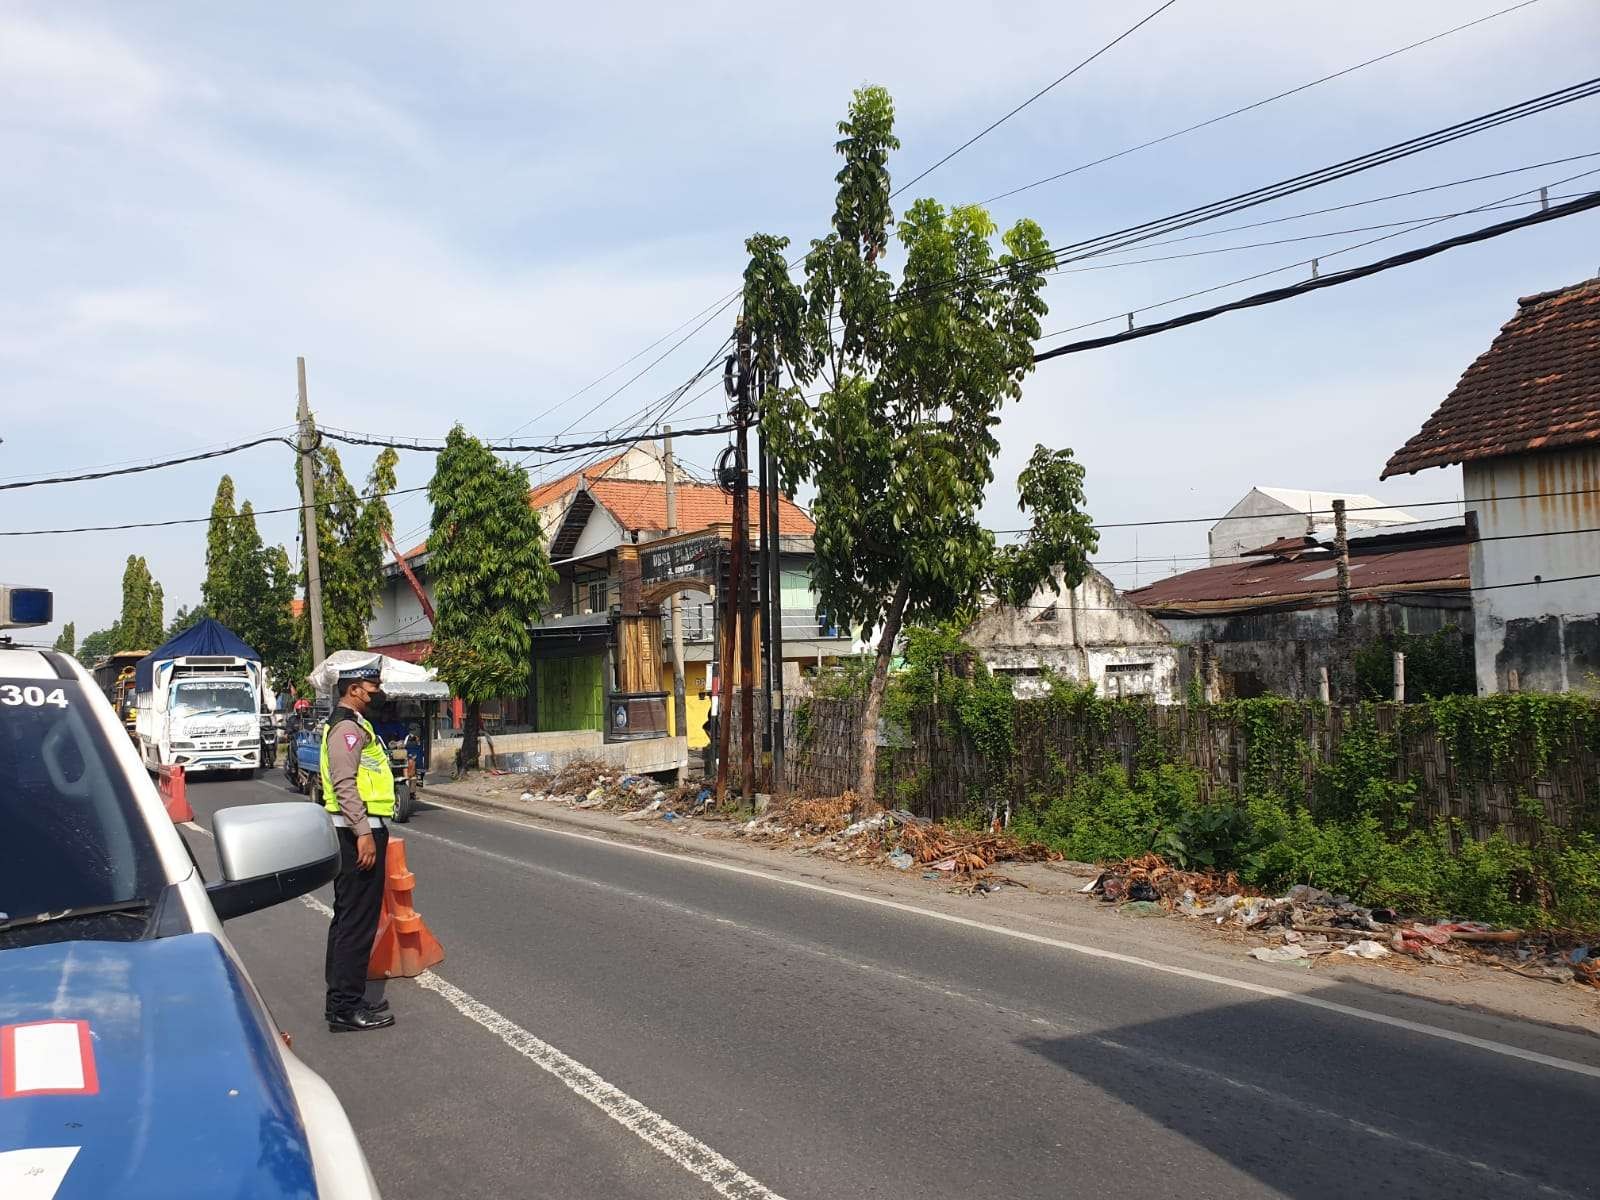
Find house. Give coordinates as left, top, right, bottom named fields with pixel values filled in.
left=1127, top=521, right=1471, bottom=699
left=1383, top=277, right=1600, bottom=694
left=1209, top=487, right=1417, bottom=564
left=966, top=567, right=1180, bottom=702
left=366, top=443, right=854, bottom=755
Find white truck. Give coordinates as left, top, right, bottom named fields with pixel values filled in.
left=136, top=618, right=264, bottom=778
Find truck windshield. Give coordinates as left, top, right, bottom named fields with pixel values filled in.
left=171, top=679, right=256, bottom=718
left=0, top=677, right=163, bottom=943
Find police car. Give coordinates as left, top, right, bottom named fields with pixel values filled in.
left=0, top=587, right=380, bottom=1199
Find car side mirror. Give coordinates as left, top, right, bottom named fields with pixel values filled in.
left=207, top=802, right=339, bottom=921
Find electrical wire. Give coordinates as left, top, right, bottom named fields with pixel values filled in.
left=317, top=420, right=736, bottom=456
left=891, top=0, right=1182, bottom=199
left=886, top=76, right=1600, bottom=309
left=1031, top=188, right=1600, bottom=361
left=979, top=0, right=1550, bottom=206
left=0, top=433, right=301, bottom=493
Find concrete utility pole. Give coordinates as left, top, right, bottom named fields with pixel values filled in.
left=296, top=357, right=327, bottom=667
left=663, top=427, right=688, bottom=784
left=1393, top=651, right=1406, bottom=704
left=1332, top=498, right=1354, bottom=700
left=733, top=326, right=757, bottom=805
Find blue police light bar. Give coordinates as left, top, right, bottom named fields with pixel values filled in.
left=0, top=585, right=53, bottom=630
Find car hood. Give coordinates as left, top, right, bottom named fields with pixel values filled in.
left=0, top=934, right=317, bottom=1199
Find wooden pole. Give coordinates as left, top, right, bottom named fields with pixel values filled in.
left=663, top=427, right=688, bottom=784
left=734, top=327, right=756, bottom=804
left=296, top=357, right=327, bottom=667
left=1332, top=498, right=1354, bottom=700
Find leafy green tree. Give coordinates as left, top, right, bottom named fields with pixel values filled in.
left=743, top=85, right=1097, bottom=805
left=115, top=555, right=164, bottom=651
left=290, top=431, right=398, bottom=678
left=202, top=476, right=240, bottom=618
left=425, top=425, right=555, bottom=771
left=52, top=622, right=76, bottom=655
left=77, top=626, right=118, bottom=664
left=165, top=603, right=210, bottom=641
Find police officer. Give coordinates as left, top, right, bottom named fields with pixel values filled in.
left=321, top=663, right=398, bottom=1033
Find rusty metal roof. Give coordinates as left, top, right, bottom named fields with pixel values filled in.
left=1383, top=276, right=1600, bottom=477
left=1127, top=542, right=1469, bottom=614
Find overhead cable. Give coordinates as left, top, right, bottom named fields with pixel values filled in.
left=1031, top=189, right=1600, bottom=361
left=979, top=0, right=1550, bottom=206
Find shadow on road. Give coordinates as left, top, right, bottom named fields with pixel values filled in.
left=1017, top=982, right=1594, bottom=1199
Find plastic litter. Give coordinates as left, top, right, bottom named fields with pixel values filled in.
left=661, top=811, right=677, bottom=823
left=620, top=799, right=663, bottom=821
left=1099, top=876, right=1128, bottom=903
left=1121, top=900, right=1164, bottom=917
left=887, top=849, right=914, bottom=870
left=1127, top=881, right=1160, bottom=903
left=1249, top=944, right=1311, bottom=964
left=839, top=814, right=888, bottom=839
left=519, top=791, right=533, bottom=803
left=585, top=787, right=605, bottom=803
left=1342, top=940, right=1391, bottom=960
left=929, top=857, right=958, bottom=872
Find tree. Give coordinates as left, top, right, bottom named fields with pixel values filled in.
left=115, top=555, right=165, bottom=651
left=52, top=622, right=76, bottom=655
left=202, top=476, right=240, bottom=618
left=743, top=86, right=1098, bottom=806
left=77, top=626, right=118, bottom=664
left=165, top=603, right=210, bottom=642
left=292, top=435, right=398, bottom=676
left=425, top=425, right=555, bottom=772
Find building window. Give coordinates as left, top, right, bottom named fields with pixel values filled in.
left=1104, top=662, right=1155, bottom=698
left=589, top=579, right=610, bottom=615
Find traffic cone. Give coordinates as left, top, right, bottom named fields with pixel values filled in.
left=367, top=837, right=445, bottom=980
left=158, top=764, right=193, bottom=823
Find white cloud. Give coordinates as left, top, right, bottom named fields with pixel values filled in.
left=69, top=287, right=205, bottom=331
left=0, top=11, right=171, bottom=130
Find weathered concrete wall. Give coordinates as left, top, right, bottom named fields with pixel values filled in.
left=434, top=729, right=688, bottom=775
left=1467, top=447, right=1600, bottom=694
left=368, top=571, right=434, bottom=648
left=968, top=568, right=1180, bottom=702
left=1161, top=598, right=1470, bottom=699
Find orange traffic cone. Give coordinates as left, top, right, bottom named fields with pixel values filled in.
left=367, top=837, right=445, bottom=980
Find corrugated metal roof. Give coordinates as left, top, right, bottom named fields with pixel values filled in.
left=1128, top=542, right=1469, bottom=613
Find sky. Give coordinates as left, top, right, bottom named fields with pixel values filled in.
left=4, top=0, right=1599, bottom=645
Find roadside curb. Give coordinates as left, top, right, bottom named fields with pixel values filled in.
left=418, top=781, right=767, bottom=869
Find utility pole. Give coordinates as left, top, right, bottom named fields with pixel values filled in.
left=764, top=369, right=786, bottom=797
left=664, top=427, right=688, bottom=784
left=733, top=324, right=756, bottom=805
left=756, top=412, right=773, bottom=777
left=714, top=356, right=739, bottom=804
left=1332, top=498, right=1354, bottom=701
left=296, top=357, right=327, bottom=667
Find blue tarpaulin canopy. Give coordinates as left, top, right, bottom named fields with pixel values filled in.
left=135, top=618, right=260, bottom=692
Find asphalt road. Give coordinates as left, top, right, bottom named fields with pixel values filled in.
left=181, top=774, right=1600, bottom=1200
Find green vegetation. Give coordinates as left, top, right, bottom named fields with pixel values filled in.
left=866, top=629, right=1600, bottom=928
left=1354, top=624, right=1475, bottom=700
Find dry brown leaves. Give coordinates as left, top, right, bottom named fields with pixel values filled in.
left=774, top=793, right=861, bottom=834
left=897, top=821, right=1060, bottom=876
left=1114, top=852, right=1243, bottom=900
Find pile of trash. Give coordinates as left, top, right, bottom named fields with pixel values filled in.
left=1081, top=858, right=1600, bottom=987
left=510, top=760, right=710, bottom=822
left=734, top=796, right=1059, bottom=878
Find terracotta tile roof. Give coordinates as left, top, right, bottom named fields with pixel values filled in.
left=394, top=453, right=629, bottom=561
left=1383, top=277, right=1600, bottom=477
left=586, top=478, right=815, bottom=536
left=1128, top=543, right=1469, bottom=614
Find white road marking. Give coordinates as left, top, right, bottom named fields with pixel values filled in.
left=420, top=796, right=1600, bottom=1082
left=381, top=828, right=1585, bottom=1195
left=296, top=896, right=784, bottom=1199
left=0, top=1146, right=80, bottom=1199
left=181, top=820, right=212, bottom=838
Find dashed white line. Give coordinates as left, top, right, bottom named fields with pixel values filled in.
left=296, top=896, right=784, bottom=1199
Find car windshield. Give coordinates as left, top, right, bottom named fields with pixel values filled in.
left=0, top=676, right=163, bottom=937
left=171, top=679, right=255, bottom=718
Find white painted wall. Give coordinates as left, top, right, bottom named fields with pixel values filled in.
left=968, top=568, right=1179, bottom=702
left=367, top=571, right=434, bottom=647
left=1466, top=445, right=1600, bottom=693
left=1208, top=487, right=1416, bottom=563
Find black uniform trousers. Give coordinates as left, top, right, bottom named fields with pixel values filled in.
left=324, top=824, right=389, bottom=1019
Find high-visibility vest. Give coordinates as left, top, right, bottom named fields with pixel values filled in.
left=321, top=710, right=396, bottom=819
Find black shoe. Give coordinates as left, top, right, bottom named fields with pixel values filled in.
left=328, top=1008, right=396, bottom=1033
left=364, top=998, right=390, bottom=1014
